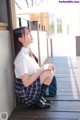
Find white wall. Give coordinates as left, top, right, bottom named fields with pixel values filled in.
left=30, top=31, right=48, bottom=65
left=47, top=37, right=51, bottom=57
left=71, top=9, right=80, bottom=36
left=39, top=31, right=48, bottom=65
left=0, top=31, right=16, bottom=119
left=30, top=31, right=39, bottom=58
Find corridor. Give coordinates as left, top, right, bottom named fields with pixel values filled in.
left=9, top=56, right=80, bottom=120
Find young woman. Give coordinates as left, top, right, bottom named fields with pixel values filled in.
left=14, top=27, right=55, bottom=109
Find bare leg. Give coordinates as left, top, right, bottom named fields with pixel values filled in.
left=40, top=70, right=54, bottom=85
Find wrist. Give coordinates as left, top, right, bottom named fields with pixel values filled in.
left=40, top=67, right=44, bottom=73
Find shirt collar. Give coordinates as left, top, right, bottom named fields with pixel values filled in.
left=21, top=47, right=30, bottom=55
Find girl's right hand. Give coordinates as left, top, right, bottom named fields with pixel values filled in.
left=42, top=64, right=55, bottom=71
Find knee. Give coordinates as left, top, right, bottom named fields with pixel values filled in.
left=48, top=71, right=54, bottom=78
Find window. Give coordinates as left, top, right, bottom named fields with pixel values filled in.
left=57, top=18, right=62, bottom=33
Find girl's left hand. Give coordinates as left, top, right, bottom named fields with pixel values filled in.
left=42, top=64, right=55, bottom=72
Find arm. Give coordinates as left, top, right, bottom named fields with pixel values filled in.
left=21, top=67, right=43, bottom=87
left=21, top=64, right=55, bottom=87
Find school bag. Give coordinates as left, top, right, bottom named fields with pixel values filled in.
left=43, top=76, right=57, bottom=97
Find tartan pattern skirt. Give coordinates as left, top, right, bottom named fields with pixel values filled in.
left=15, top=77, right=41, bottom=106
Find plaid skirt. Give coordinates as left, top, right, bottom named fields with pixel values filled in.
left=15, top=77, right=41, bottom=106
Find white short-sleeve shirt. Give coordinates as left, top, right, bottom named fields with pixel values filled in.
left=14, top=47, right=40, bottom=79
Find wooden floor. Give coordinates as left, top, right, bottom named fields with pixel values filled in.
left=9, top=57, right=80, bottom=120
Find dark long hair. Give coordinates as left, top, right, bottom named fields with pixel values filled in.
left=13, top=27, right=38, bottom=63
left=14, top=27, right=27, bottom=56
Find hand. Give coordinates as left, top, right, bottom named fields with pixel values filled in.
left=50, top=64, right=55, bottom=72
left=42, top=64, right=55, bottom=72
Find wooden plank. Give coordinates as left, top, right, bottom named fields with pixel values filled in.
left=56, top=78, right=80, bottom=83
left=57, top=90, right=80, bottom=94
left=0, top=23, right=8, bottom=30
left=57, top=85, right=80, bottom=89
left=57, top=78, right=80, bottom=82
left=57, top=82, right=80, bottom=86
left=57, top=91, right=80, bottom=96
left=46, top=57, right=80, bottom=64
left=57, top=89, right=80, bottom=92
left=54, top=62, right=78, bottom=66
left=45, top=62, right=71, bottom=66
left=9, top=116, right=78, bottom=120
left=48, top=56, right=80, bottom=61
left=50, top=56, right=70, bottom=61
left=56, top=73, right=80, bottom=78
left=0, top=22, right=8, bottom=27
left=57, top=82, right=80, bottom=85
left=54, top=63, right=80, bottom=68
left=53, top=63, right=71, bottom=67
left=55, top=66, right=80, bottom=69
left=45, top=57, right=80, bottom=68
left=9, top=56, right=80, bottom=120
left=56, top=70, right=80, bottom=74
left=45, top=101, right=80, bottom=112
left=54, top=61, right=80, bottom=64
left=9, top=110, right=80, bottom=119
left=47, top=96, right=80, bottom=101
left=10, top=101, right=80, bottom=113
left=0, top=27, right=8, bottom=30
